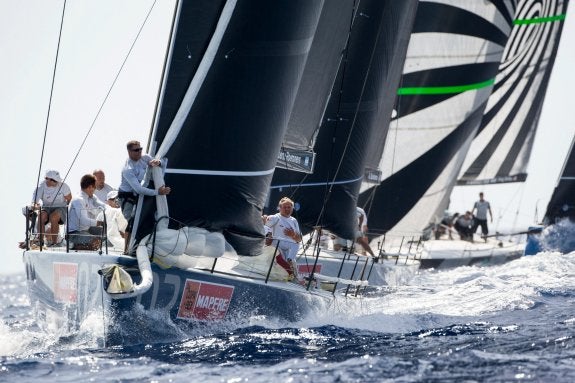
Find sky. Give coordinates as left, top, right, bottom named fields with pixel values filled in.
left=0, top=1, right=574, bottom=275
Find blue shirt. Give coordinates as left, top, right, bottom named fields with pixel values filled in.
left=118, top=154, right=158, bottom=196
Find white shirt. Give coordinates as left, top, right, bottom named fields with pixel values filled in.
left=97, top=206, right=128, bottom=249
left=68, top=191, right=106, bottom=232
left=357, top=207, right=368, bottom=229
left=94, top=183, right=114, bottom=203
left=32, top=181, right=71, bottom=207
left=265, top=213, right=300, bottom=244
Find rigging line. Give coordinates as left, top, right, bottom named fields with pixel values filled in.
left=61, top=0, right=158, bottom=185
left=33, top=0, right=67, bottom=206
left=312, top=0, right=360, bottom=229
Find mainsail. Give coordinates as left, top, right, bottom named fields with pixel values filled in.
left=544, top=136, right=575, bottom=223
left=267, top=0, right=418, bottom=240
left=359, top=0, right=517, bottom=237
left=133, top=0, right=325, bottom=255
left=458, top=0, right=569, bottom=185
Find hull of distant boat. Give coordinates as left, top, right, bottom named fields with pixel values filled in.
left=23, top=249, right=332, bottom=345
left=417, top=238, right=524, bottom=270
left=298, top=248, right=420, bottom=287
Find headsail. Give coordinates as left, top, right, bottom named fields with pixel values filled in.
left=267, top=0, right=418, bottom=240
left=134, top=0, right=325, bottom=255
left=458, top=0, right=569, bottom=185
left=544, top=135, right=575, bottom=223
left=359, top=0, right=517, bottom=237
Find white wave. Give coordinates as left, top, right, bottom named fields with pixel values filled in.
left=291, top=252, right=575, bottom=332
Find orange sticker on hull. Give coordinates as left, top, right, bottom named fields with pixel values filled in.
left=53, top=262, right=78, bottom=304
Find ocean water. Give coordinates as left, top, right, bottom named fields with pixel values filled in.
left=1, top=252, right=575, bottom=382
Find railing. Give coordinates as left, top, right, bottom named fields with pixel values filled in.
left=23, top=204, right=112, bottom=254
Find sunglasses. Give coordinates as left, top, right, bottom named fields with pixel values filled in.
left=130, top=148, right=143, bottom=152
left=45, top=178, right=57, bottom=183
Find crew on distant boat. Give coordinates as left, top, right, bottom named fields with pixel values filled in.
left=435, top=212, right=459, bottom=240
left=454, top=211, right=474, bottom=241
left=356, top=206, right=375, bottom=257
left=118, top=140, right=171, bottom=254
left=471, top=192, right=493, bottom=241
left=68, top=174, right=106, bottom=250
left=30, top=169, right=72, bottom=246
left=264, top=197, right=302, bottom=281
left=93, top=169, right=114, bottom=202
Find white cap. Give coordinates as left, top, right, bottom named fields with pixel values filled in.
left=45, top=170, right=62, bottom=183
left=107, top=190, right=119, bottom=200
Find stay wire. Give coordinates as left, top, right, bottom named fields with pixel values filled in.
left=33, top=0, right=67, bottom=205
left=60, top=0, right=158, bottom=185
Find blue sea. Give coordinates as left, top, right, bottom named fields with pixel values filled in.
left=1, top=252, right=575, bottom=382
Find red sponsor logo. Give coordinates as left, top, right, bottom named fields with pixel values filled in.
left=53, top=262, right=78, bottom=304
left=297, top=263, right=321, bottom=278
left=177, top=280, right=234, bottom=320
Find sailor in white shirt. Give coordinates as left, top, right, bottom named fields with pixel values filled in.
left=68, top=174, right=106, bottom=249
left=264, top=197, right=302, bottom=279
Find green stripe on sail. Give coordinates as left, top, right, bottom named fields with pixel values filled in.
left=514, top=14, right=566, bottom=25
left=397, top=79, right=495, bottom=96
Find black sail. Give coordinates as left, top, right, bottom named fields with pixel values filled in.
left=358, top=1, right=517, bottom=237
left=135, top=0, right=324, bottom=255
left=545, top=137, right=575, bottom=223
left=267, top=0, right=418, bottom=240
left=279, top=0, right=355, bottom=154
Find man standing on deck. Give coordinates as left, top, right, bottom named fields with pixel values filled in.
left=471, top=192, right=493, bottom=241
left=356, top=206, right=375, bottom=257
left=264, top=197, right=302, bottom=281
left=118, top=140, right=171, bottom=254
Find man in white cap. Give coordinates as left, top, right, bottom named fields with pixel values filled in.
left=30, top=169, right=72, bottom=246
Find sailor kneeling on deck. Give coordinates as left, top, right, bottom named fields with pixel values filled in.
left=264, top=197, right=302, bottom=280
left=68, top=174, right=106, bottom=250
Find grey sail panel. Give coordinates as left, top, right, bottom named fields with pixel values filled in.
left=136, top=0, right=324, bottom=255
left=545, top=136, right=575, bottom=223
left=359, top=0, right=516, bottom=237
left=280, top=0, right=354, bottom=153
left=458, top=0, right=569, bottom=185
left=268, top=0, right=418, bottom=240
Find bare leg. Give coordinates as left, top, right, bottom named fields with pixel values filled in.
left=37, top=211, right=48, bottom=244
left=124, top=231, right=131, bottom=254
left=356, top=237, right=375, bottom=257
left=48, top=212, right=61, bottom=244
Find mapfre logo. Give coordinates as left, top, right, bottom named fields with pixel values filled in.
left=53, top=262, right=78, bottom=304
left=177, top=279, right=234, bottom=320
